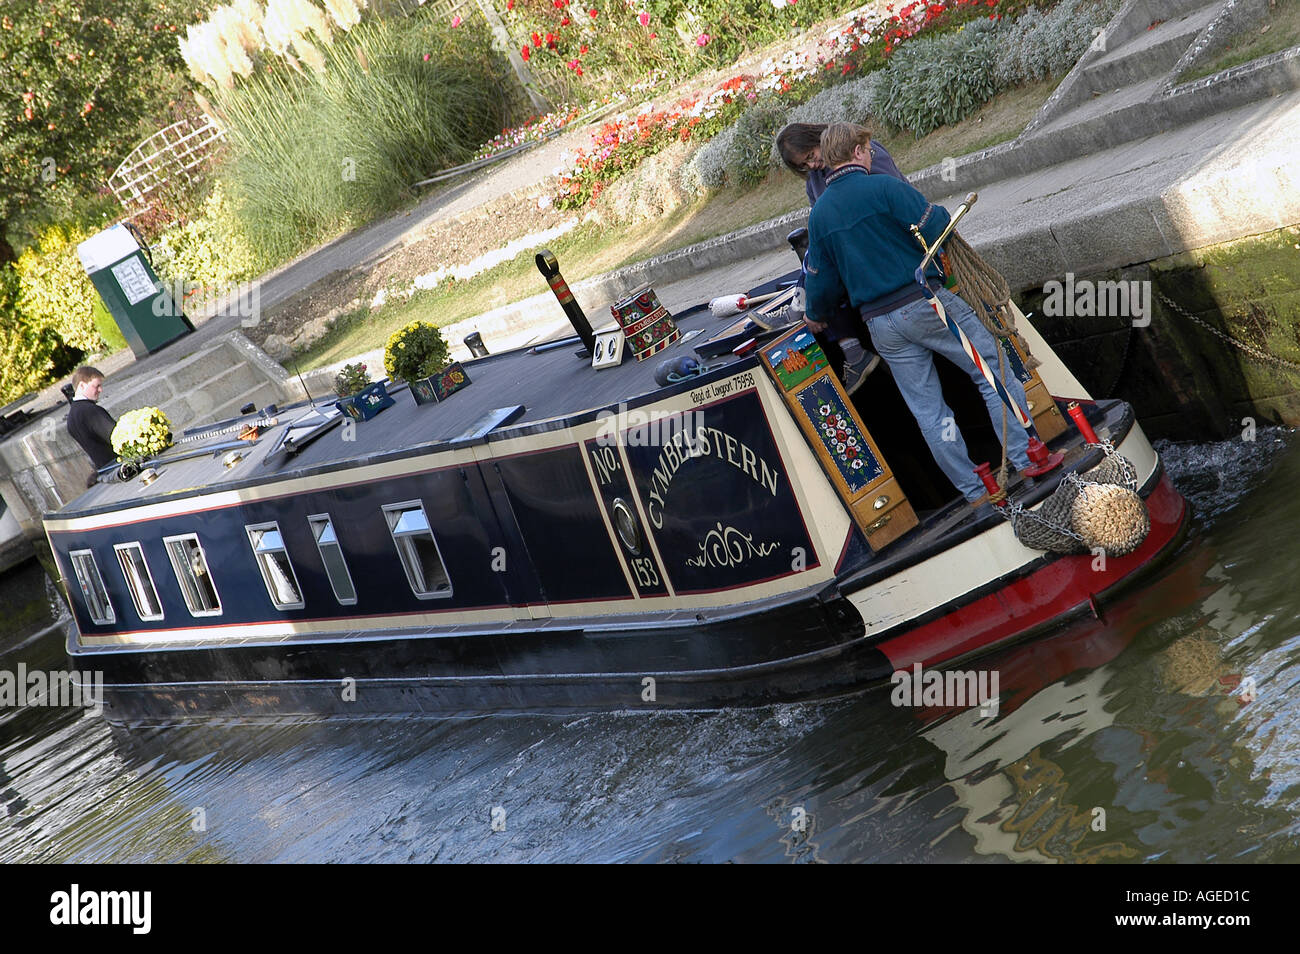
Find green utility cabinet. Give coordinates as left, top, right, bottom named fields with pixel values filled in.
left=77, top=224, right=192, bottom=358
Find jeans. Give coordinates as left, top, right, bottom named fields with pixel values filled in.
left=865, top=288, right=1033, bottom=501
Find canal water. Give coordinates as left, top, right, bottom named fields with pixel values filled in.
left=2, top=432, right=1298, bottom=863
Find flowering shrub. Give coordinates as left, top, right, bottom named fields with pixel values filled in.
left=500, top=0, right=856, bottom=101
left=111, top=407, right=174, bottom=461
left=548, top=0, right=1084, bottom=207
left=472, top=104, right=590, bottom=161
left=384, top=321, right=450, bottom=382
left=333, top=362, right=372, bottom=398
left=553, top=67, right=814, bottom=208
left=818, top=0, right=1037, bottom=79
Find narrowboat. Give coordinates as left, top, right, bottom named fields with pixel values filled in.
left=42, top=240, right=1189, bottom=723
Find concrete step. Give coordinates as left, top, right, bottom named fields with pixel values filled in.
left=1028, top=75, right=1167, bottom=137
left=1026, top=0, right=1223, bottom=130
left=1083, top=2, right=1222, bottom=90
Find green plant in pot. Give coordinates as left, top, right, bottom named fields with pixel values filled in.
left=385, top=321, right=471, bottom=405
left=332, top=362, right=394, bottom=422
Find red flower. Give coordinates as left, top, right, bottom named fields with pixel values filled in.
left=637, top=11, right=649, bottom=26
left=576, top=66, right=583, bottom=76
left=545, top=32, right=557, bottom=47
left=521, top=45, right=530, bottom=60
left=841, top=62, right=852, bottom=74
left=508, top=0, right=514, bottom=7
left=532, top=31, right=541, bottom=46
left=561, top=15, right=570, bottom=25
left=589, top=8, right=598, bottom=17
left=580, top=44, right=588, bottom=53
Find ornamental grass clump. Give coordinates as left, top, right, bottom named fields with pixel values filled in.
left=111, top=408, right=174, bottom=461
left=384, top=321, right=450, bottom=382
left=333, top=362, right=372, bottom=398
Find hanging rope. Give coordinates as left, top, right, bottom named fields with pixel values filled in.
left=943, top=232, right=1041, bottom=371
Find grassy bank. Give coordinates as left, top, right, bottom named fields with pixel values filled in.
left=1179, top=2, right=1300, bottom=84
left=291, top=75, right=1059, bottom=372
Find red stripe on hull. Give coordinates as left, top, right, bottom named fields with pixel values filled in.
left=879, top=471, right=1187, bottom=671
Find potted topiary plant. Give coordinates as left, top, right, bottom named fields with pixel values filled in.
left=333, top=362, right=394, bottom=422
left=384, top=320, right=471, bottom=405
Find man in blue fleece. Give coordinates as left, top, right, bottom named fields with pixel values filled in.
left=804, top=123, right=1033, bottom=505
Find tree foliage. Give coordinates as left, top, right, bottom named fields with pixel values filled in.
left=0, top=0, right=206, bottom=261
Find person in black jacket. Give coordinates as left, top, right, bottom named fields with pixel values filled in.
left=66, top=366, right=117, bottom=484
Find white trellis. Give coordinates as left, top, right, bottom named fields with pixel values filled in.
left=108, top=115, right=228, bottom=214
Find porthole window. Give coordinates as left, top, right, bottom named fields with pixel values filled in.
left=383, top=502, right=452, bottom=599
left=308, top=513, right=357, bottom=605
left=69, top=549, right=114, bottom=625
left=246, top=522, right=305, bottom=611
left=114, top=542, right=164, bottom=622
left=163, top=533, right=222, bottom=617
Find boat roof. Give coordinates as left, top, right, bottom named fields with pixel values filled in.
left=54, top=294, right=775, bottom=520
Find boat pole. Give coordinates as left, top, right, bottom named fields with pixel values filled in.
left=910, top=195, right=1062, bottom=476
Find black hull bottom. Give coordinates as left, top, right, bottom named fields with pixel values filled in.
left=80, top=592, right=895, bottom=723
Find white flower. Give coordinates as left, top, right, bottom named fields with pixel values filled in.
left=771, top=0, right=787, bottom=7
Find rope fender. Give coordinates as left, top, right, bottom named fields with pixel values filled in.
left=1007, top=442, right=1150, bottom=557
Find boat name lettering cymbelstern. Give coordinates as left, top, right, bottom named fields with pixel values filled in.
left=647, top=424, right=780, bottom=529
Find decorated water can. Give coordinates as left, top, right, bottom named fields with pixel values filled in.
left=611, top=285, right=681, bottom=362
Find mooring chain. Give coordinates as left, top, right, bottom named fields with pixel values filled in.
left=1101, top=323, right=1134, bottom=399
left=1158, top=290, right=1300, bottom=374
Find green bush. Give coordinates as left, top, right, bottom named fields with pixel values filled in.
left=782, top=72, right=884, bottom=131
left=15, top=223, right=105, bottom=354
left=729, top=99, right=793, bottom=186
left=93, top=299, right=128, bottom=354
left=873, top=19, right=1004, bottom=137
left=215, top=12, right=519, bottom=264
left=0, top=263, right=70, bottom=405
left=156, top=183, right=268, bottom=291
left=996, top=0, right=1124, bottom=87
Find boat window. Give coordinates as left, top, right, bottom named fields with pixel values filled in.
left=69, top=550, right=115, bottom=625
left=114, top=542, right=164, bottom=621
left=383, top=502, right=452, bottom=599
left=308, top=514, right=357, bottom=605
left=246, top=522, right=305, bottom=611
left=163, top=534, right=222, bottom=617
